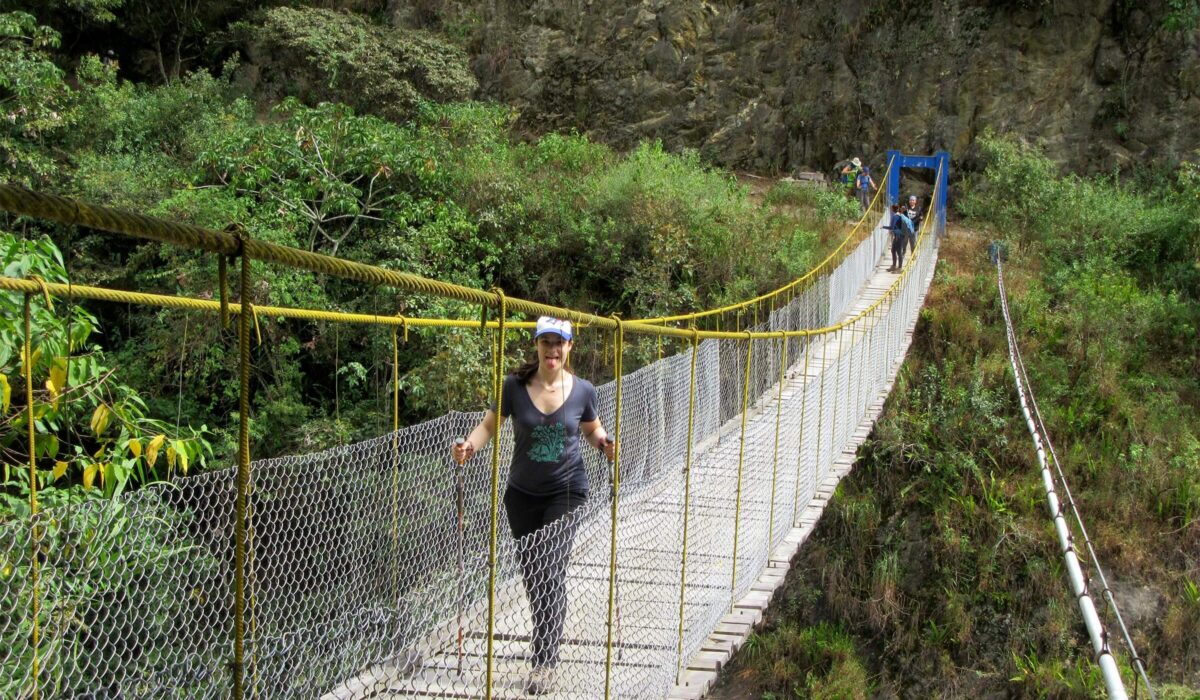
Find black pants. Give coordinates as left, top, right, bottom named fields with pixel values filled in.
left=891, top=238, right=906, bottom=270
left=504, top=486, right=588, bottom=668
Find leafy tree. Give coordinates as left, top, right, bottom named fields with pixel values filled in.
left=0, top=11, right=76, bottom=186
left=0, top=0, right=126, bottom=24
left=0, top=232, right=213, bottom=501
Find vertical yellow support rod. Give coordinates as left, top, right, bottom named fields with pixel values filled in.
left=485, top=291, right=507, bottom=700
left=231, top=241, right=253, bottom=700
left=854, top=319, right=864, bottom=425
left=23, top=294, right=40, bottom=700
left=767, top=334, right=787, bottom=554
left=604, top=319, right=625, bottom=699
left=868, top=306, right=879, bottom=406
left=729, top=334, right=754, bottom=608
left=389, top=327, right=402, bottom=599
left=813, top=331, right=827, bottom=492
left=792, top=336, right=812, bottom=526
left=675, top=330, right=700, bottom=681
left=830, top=328, right=842, bottom=464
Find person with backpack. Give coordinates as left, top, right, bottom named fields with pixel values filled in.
left=856, top=167, right=877, bottom=212
left=839, top=157, right=862, bottom=198
left=885, top=204, right=914, bottom=272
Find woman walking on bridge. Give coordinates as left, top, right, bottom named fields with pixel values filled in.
left=453, top=316, right=616, bottom=694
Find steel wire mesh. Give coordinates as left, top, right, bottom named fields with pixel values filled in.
left=0, top=183, right=944, bottom=699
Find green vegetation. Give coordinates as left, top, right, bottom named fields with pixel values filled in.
left=232, top=7, right=477, bottom=122
left=4, top=0, right=1198, bottom=694
left=715, top=135, right=1195, bottom=696
left=734, top=622, right=871, bottom=699
left=0, top=11, right=846, bottom=493
left=715, top=134, right=1199, bottom=697
left=0, top=8, right=860, bottom=693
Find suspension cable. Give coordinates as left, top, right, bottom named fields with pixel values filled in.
left=996, top=257, right=1145, bottom=700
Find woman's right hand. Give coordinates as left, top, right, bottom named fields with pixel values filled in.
left=452, top=439, right=476, bottom=464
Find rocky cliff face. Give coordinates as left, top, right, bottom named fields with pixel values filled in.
left=398, top=0, right=1200, bottom=176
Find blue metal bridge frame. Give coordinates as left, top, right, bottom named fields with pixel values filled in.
left=886, top=150, right=950, bottom=232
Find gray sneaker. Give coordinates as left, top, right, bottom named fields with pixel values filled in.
left=526, top=666, right=555, bottom=695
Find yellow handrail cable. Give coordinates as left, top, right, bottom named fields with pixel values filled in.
left=628, top=156, right=895, bottom=325
left=0, top=165, right=938, bottom=344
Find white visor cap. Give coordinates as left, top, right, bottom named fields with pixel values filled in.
left=535, top=316, right=573, bottom=341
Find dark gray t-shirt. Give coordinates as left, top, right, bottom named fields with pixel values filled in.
left=496, top=373, right=598, bottom=495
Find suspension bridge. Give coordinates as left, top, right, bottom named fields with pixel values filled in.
left=2, top=152, right=949, bottom=699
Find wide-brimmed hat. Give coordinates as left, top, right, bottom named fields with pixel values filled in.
left=535, top=316, right=573, bottom=341
left=850, top=157, right=862, bottom=167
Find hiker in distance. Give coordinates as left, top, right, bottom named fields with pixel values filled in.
left=886, top=203, right=914, bottom=272
left=452, top=316, right=616, bottom=695
left=856, top=166, right=877, bottom=212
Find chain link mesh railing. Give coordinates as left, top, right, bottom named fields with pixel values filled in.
left=1, top=168, right=942, bottom=699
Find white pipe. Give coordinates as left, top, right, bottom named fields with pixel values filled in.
left=997, top=261, right=1128, bottom=700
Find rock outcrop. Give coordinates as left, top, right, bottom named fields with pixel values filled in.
left=400, top=0, right=1200, bottom=175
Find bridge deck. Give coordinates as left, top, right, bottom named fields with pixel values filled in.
left=327, top=238, right=936, bottom=700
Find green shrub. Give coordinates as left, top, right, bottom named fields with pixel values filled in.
left=734, top=622, right=871, bottom=699
left=234, top=7, right=476, bottom=122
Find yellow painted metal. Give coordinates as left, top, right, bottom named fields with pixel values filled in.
left=0, top=180, right=930, bottom=342
left=675, top=329, right=700, bottom=681
left=792, top=336, right=812, bottom=526
left=729, top=334, right=754, bottom=608
left=24, top=294, right=40, bottom=700
left=604, top=318, right=626, bottom=699
left=813, top=332, right=826, bottom=501
left=232, top=240, right=252, bottom=700
left=485, top=292, right=507, bottom=700
left=768, top=334, right=787, bottom=554
left=829, top=328, right=842, bottom=471
left=0, top=275, right=537, bottom=330
left=389, top=329, right=402, bottom=598
left=628, top=159, right=894, bottom=325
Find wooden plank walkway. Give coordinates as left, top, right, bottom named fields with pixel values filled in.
left=324, top=237, right=938, bottom=700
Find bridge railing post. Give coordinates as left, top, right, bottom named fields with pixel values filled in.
left=603, top=317, right=625, bottom=699
left=675, top=329, right=700, bottom=683
left=231, top=232, right=258, bottom=700
left=22, top=292, right=42, bottom=700
left=484, top=290, right=507, bottom=700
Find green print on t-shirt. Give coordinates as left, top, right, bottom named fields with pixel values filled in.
left=528, top=423, right=566, bottom=462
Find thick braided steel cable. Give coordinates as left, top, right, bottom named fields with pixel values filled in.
left=1000, top=266, right=1155, bottom=699
left=0, top=182, right=885, bottom=337
left=0, top=185, right=634, bottom=333
left=0, top=275, right=540, bottom=330
left=0, top=183, right=919, bottom=342
left=231, top=238, right=253, bottom=700
left=995, top=259, right=1130, bottom=700
left=1022, top=382, right=1155, bottom=699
